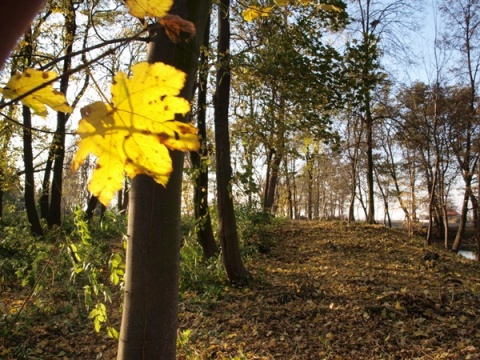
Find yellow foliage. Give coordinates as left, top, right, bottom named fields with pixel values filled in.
left=72, top=62, right=199, bottom=206
left=0, top=68, right=72, bottom=117
left=317, top=4, right=342, bottom=12
left=242, top=1, right=342, bottom=22
left=242, top=6, right=273, bottom=22
left=125, top=0, right=173, bottom=18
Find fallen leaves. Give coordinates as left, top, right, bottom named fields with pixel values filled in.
left=178, top=221, right=480, bottom=359
left=3, top=221, right=480, bottom=359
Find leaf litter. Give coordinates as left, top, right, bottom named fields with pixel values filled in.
left=178, top=221, right=480, bottom=359
left=2, top=220, right=480, bottom=359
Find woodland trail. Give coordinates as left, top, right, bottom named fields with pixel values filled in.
left=3, top=221, right=480, bottom=359
left=178, top=221, right=480, bottom=359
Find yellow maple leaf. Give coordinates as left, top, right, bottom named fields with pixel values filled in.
left=0, top=68, right=72, bottom=117
left=242, top=6, right=273, bottom=22
left=72, top=62, right=199, bottom=206
left=125, top=0, right=173, bottom=18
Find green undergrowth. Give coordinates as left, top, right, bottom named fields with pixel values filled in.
left=1, top=201, right=281, bottom=358
left=179, top=205, right=283, bottom=299
left=0, top=206, right=127, bottom=358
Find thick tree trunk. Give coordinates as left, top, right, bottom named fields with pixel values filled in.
left=191, top=14, right=218, bottom=259
left=214, top=0, right=250, bottom=285
left=264, top=151, right=282, bottom=212
left=117, top=1, right=211, bottom=358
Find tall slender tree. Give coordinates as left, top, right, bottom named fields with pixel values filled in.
left=191, top=15, right=218, bottom=259
left=345, top=0, right=422, bottom=224
left=118, top=1, right=212, bottom=358
left=441, top=0, right=480, bottom=253
left=20, top=27, right=43, bottom=236
left=48, top=0, right=77, bottom=226
left=214, top=0, right=250, bottom=284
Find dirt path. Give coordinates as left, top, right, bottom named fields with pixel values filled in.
left=179, top=221, right=480, bottom=359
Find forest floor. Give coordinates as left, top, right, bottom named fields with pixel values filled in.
left=2, top=220, right=480, bottom=359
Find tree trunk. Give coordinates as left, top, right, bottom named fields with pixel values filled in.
left=374, top=166, right=391, bottom=228
left=0, top=177, right=3, bottom=220
left=365, top=112, right=375, bottom=224
left=20, top=27, right=43, bottom=237
left=117, top=178, right=129, bottom=213
left=348, top=168, right=356, bottom=222
left=85, top=194, right=99, bottom=221
left=263, top=148, right=274, bottom=210
left=191, top=14, right=218, bottom=259
left=49, top=1, right=76, bottom=227
left=452, top=186, right=470, bottom=252
left=264, top=150, right=283, bottom=212
left=214, top=0, right=250, bottom=285
left=117, top=1, right=211, bottom=358
left=283, top=156, right=294, bottom=220
left=476, top=168, right=480, bottom=262
left=22, top=105, right=43, bottom=236
left=426, top=158, right=439, bottom=246
left=39, top=153, right=53, bottom=220
left=306, top=153, right=313, bottom=220
left=441, top=205, right=449, bottom=249
left=357, top=180, right=368, bottom=220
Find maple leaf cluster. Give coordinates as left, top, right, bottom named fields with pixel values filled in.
left=0, top=0, right=200, bottom=206
left=0, top=68, right=72, bottom=117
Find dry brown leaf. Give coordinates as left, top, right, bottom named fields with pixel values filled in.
left=159, top=14, right=196, bottom=43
